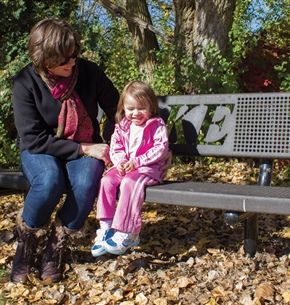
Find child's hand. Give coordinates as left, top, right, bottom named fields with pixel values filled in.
left=117, top=163, right=125, bottom=176
left=123, top=159, right=135, bottom=173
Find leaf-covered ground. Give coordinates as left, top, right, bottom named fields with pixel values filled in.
left=1, top=159, right=290, bottom=305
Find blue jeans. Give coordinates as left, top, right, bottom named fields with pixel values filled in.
left=20, top=150, right=105, bottom=230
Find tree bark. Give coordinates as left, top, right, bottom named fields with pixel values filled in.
left=193, top=0, right=236, bottom=67
left=173, top=0, right=236, bottom=93
left=125, top=0, right=160, bottom=83
left=173, top=0, right=196, bottom=60
left=98, top=0, right=168, bottom=39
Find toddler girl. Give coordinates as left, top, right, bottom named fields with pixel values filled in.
left=92, top=80, right=169, bottom=256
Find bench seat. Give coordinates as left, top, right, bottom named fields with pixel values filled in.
left=145, top=181, right=290, bottom=215
left=0, top=169, right=29, bottom=192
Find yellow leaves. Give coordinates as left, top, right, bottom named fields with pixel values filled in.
left=0, top=219, right=13, bottom=229
left=282, top=290, right=290, bottom=302
left=279, top=227, right=290, bottom=239
left=144, top=209, right=158, bottom=218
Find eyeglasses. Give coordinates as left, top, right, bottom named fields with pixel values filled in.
left=59, top=48, right=79, bottom=66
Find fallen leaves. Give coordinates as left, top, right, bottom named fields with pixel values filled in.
left=1, top=160, right=290, bottom=304
left=255, top=282, right=275, bottom=301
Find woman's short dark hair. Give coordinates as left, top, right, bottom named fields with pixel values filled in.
left=28, top=18, right=80, bottom=76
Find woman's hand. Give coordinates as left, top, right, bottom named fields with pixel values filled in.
left=160, top=150, right=172, bottom=180
left=79, top=143, right=110, bottom=165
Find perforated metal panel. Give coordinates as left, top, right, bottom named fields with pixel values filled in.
left=234, top=95, right=290, bottom=156
left=157, top=93, right=290, bottom=159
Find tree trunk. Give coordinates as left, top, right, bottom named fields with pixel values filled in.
left=173, top=0, right=196, bottom=93
left=173, top=0, right=236, bottom=93
left=193, top=0, right=236, bottom=67
left=125, top=0, right=160, bottom=83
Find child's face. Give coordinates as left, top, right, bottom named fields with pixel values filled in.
left=124, top=95, right=151, bottom=126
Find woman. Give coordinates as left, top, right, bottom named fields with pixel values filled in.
left=11, top=18, right=119, bottom=283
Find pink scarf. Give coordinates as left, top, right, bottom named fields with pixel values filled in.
left=46, top=66, right=94, bottom=143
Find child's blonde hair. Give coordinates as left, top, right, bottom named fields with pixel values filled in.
left=115, top=81, right=160, bottom=123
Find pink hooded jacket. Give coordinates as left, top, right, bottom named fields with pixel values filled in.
left=108, top=116, right=169, bottom=183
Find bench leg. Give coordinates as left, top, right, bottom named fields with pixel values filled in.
left=243, top=159, right=272, bottom=257
left=225, top=159, right=272, bottom=256
left=244, top=213, right=258, bottom=257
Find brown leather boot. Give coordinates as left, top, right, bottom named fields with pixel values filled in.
left=40, top=219, right=69, bottom=283
left=40, top=218, right=84, bottom=283
left=10, top=211, right=46, bottom=283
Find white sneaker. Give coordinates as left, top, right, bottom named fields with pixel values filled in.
left=91, top=228, right=114, bottom=257
left=104, top=231, right=140, bottom=255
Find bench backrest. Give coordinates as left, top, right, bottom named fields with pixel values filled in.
left=102, top=92, right=290, bottom=160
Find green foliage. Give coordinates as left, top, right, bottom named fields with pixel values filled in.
left=0, top=123, right=19, bottom=168
left=150, top=43, right=177, bottom=95
left=275, top=61, right=290, bottom=92
left=202, top=45, right=240, bottom=94
left=0, top=0, right=78, bottom=167
left=102, top=20, right=141, bottom=92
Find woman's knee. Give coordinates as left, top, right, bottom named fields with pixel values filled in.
left=21, top=151, right=66, bottom=193
left=31, top=168, right=66, bottom=194
left=67, top=158, right=104, bottom=190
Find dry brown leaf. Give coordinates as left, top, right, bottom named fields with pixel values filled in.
left=120, top=301, right=135, bottom=305
left=176, top=276, right=194, bottom=288
left=29, top=290, right=44, bottom=302
left=137, top=275, right=151, bottom=286
left=250, top=298, right=262, bottom=305
left=205, top=299, right=219, bottom=305
left=207, top=248, right=220, bottom=254
left=255, top=282, right=275, bottom=301
left=153, top=298, right=168, bottom=305
left=211, top=286, right=232, bottom=297
left=135, top=292, right=148, bottom=305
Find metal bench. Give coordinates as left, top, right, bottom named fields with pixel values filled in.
left=1, top=92, right=290, bottom=256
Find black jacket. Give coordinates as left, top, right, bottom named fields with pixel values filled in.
left=12, top=58, right=119, bottom=161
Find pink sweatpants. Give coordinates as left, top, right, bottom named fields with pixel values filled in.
left=96, top=167, right=158, bottom=234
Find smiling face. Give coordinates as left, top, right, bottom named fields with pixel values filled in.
left=48, top=51, right=77, bottom=77
left=123, top=95, right=151, bottom=126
